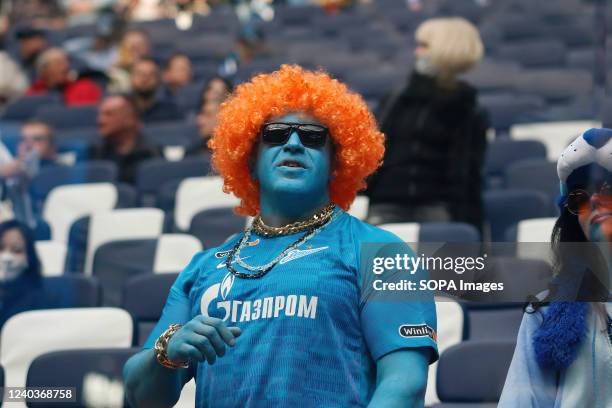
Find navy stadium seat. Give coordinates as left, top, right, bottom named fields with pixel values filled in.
left=92, top=239, right=158, bottom=306
left=484, top=139, right=547, bottom=189
left=115, top=183, right=139, bottom=209
left=433, top=340, right=516, bottom=407
left=36, top=105, right=98, bottom=129
left=135, top=156, right=210, bottom=207
left=143, top=121, right=201, bottom=147
left=461, top=61, right=521, bottom=93
left=463, top=304, right=526, bottom=341
left=484, top=189, right=552, bottom=242
left=174, top=83, right=205, bottom=113
left=515, top=69, right=593, bottom=104
left=189, top=207, right=245, bottom=249
left=30, top=161, right=118, bottom=206
left=1, top=94, right=60, bottom=121
left=155, top=179, right=183, bottom=230
left=419, top=222, right=481, bottom=242
left=65, top=216, right=89, bottom=274
left=504, top=159, right=559, bottom=207
left=34, top=219, right=52, bottom=241
left=494, top=14, right=547, bottom=42
left=497, top=39, right=567, bottom=68
left=42, top=275, right=101, bottom=307
left=26, top=348, right=140, bottom=408
left=478, top=93, right=545, bottom=132
left=56, top=127, right=98, bottom=145
left=122, top=273, right=179, bottom=345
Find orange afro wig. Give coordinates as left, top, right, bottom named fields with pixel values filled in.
left=208, top=64, right=385, bottom=216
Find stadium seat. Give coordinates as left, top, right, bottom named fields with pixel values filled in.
left=174, top=81, right=206, bottom=113
left=42, top=275, right=101, bottom=308
left=510, top=120, right=600, bottom=161
left=30, top=161, right=118, bottom=208
left=433, top=340, right=516, bottom=407
left=36, top=105, right=98, bottom=129
left=425, top=296, right=466, bottom=406
left=92, top=234, right=200, bottom=305
left=189, top=207, right=246, bottom=249
left=484, top=189, right=553, bottom=242
left=0, top=308, right=132, bottom=391
left=93, top=239, right=156, bottom=305
left=461, top=60, right=522, bottom=93
left=153, top=233, right=203, bottom=273
left=504, top=159, right=559, bottom=207
left=344, top=70, right=403, bottom=102
left=35, top=241, right=67, bottom=276
left=1, top=94, right=60, bottom=121
left=42, top=183, right=118, bottom=244
left=85, top=208, right=165, bottom=274
left=484, top=139, right=547, bottom=189
left=174, top=177, right=240, bottom=231
left=348, top=195, right=369, bottom=220
left=478, top=93, right=545, bottom=132
left=515, top=217, right=557, bottom=243
left=56, top=126, right=99, bottom=144
left=122, top=273, right=179, bottom=345
left=419, top=223, right=481, bottom=243
left=515, top=69, right=593, bottom=104
left=505, top=218, right=557, bottom=263
left=115, top=183, right=139, bottom=208
left=378, top=223, right=419, bottom=245
left=497, top=39, right=567, bottom=68
left=143, top=121, right=201, bottom=148
left=135, top=157, right=211, bottom=207
left=27, top=348, right=140, bottom=408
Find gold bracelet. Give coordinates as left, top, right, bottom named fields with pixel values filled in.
left=154, top=324, right=189, bottom=369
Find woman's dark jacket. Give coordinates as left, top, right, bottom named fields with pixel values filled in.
left=365, top=72, right=489, bottom=229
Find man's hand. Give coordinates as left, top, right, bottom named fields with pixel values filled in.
left=167, top=316, right=241, bottom=365
left=0, top=160, right=24, bottom=178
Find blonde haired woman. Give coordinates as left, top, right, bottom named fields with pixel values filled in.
left=366, top=17, right=488, bottom=231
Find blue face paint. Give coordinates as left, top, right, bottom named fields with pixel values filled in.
left=253, top=113, right=332, bottom=223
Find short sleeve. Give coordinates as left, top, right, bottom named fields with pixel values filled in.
left=142, top=252, right=206, bottom=349
left=354, top=222, right=439, bottom=363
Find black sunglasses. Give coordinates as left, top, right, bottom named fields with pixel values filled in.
left=260, top=122, right=329, bottom=148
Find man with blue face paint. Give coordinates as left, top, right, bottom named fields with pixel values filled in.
left=124, top=65, right=438, bottom=407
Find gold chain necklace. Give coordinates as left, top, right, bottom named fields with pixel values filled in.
left=251, top=203, right=335, bottom=237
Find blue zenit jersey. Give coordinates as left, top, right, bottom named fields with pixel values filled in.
left=145, top=209, right=438, bottom=407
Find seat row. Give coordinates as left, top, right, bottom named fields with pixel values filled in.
left=0, top=292, right=521, bottom=408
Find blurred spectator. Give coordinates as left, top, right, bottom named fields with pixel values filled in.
left=0, top=52, right=29, bottom=111
left=15, top=27, right=49, bottom=81
left=162, top=53, right=193, bottom=97
left=0, top=120, right=61, bottom=227
left=185, top=77, right=231, bottom=156
left=63, top=7, right=124, bottom=72
left=18, top=120, right=60, bottom=167
left=27, top=47, right=103, bottom=106
left=123, top=0, right=165, bottom=21
left=107, top=28, right=152, bottom=93
left=365, top=17, right=488, bottom=230
left=0, top=220, right=53, bottom=329
left=62, top=0, right=116, bottom=26
left=130, top=58, right=183, bottom=122
left=219, top=30, right=267, bottom=78
left=92, top=94, right=161, bottom=183
left=201, top=75, right=232, bottom=105
left=165, top=0, right=211, bottom=30
left=5, top=0, right=66, bottom=30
